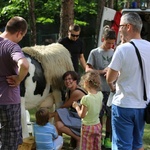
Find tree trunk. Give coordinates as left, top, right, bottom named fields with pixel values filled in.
left=28, top=0, right=36, bottom=45
left=59, top=0, right=74, bottom=39
left=108, top=0, right=114, bottom=9
left=115, top=0, right=118, bottom=10
left=95, top=0, right=106, bottom=46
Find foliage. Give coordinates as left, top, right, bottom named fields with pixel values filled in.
left=74, top=0, right=98, bottom=26
left=35, top=0, right=60, bottom=24
left=0, top=0, right=28, bottom=25
left=0, top=0, right=99, bottom=26
left=36, top=17, right=54, bottom=24
left=0, top=0, right=60, bottom=25
left=75, top=1, right=97, bottom=15
left=0, top=0, right=136, bottom=26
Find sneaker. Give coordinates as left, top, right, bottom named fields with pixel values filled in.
left=104, top=138, right=111, bottom=148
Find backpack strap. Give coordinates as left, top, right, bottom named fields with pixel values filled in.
left=130, top=41, right=147, bottom=101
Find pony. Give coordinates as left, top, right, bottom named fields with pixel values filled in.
left=20, top=43, right=74, bottom=138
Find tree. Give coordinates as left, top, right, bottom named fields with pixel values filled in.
left=28, top=0, right=36, bottom=45
left=59, top=0, right=74, bottom=39
left=0, top=0, right=28, bottom=26
left=108, top=0, right=114, bottom=8
left=0, top=0, right=125, bottom=46
left=95, top=0, right=106, bottom=46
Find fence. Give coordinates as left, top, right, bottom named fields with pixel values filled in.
left=19, top=33, right=96, bottom=61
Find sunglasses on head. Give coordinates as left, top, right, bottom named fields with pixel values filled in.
left=71, top=34, right=79, bottom=37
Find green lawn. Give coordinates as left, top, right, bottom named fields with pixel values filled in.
left=29, top=109, right=150, bottom=149
left=143, top=124, right=150, bottom=150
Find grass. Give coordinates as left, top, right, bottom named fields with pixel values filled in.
left=143, top=124, right=150, bottom=150
left=29, top=109, right=150, bottom=150
left=29, top=108, right=74, bottom=150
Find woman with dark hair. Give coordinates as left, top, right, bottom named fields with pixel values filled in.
left=50, top=71, right=87, bottom=149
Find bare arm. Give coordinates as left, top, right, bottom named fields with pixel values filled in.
left=6, top=57, right=29, bottom=87
left=72, top=102, right=87, bottom=118
left=17, top=58, right=29, bottom=81
left=61, top=90, right=85, bottom=108
left=85, top=64, right=93, bottom=72
left=79, top=54, right=86, bottom=71
left=86, top=63, right=107, bottom=76
left=106, top=67, right=118, bottom=92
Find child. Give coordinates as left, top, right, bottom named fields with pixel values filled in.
left=72, top=70, right=103, bottom=150
left=86, top=25, right=116, bottom=148
left=34, top=108, right=63, bottom=150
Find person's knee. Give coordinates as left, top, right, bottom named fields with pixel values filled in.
left=55, top=121, right=64, bottom=130
left=54, top=112, right=61, bottom=122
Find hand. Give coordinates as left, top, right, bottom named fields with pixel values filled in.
left=111, top=84, right=116, bottom=93
left=6, top=75, right=21, bottom=87
left=103, top=67, right=109, bottom=77
left=72, top=101, right=79, bottom=108
left=99, top=67, right=108, bottom=76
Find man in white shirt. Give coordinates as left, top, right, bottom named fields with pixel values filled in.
left=106, top=12, right=150, bottom=150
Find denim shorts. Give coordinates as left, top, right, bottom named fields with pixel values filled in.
left=112, top=104, right=145, bottom=150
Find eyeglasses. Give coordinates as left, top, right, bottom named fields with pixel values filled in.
left=64, top=78, right=73, bottom=81
left=71, top=34, right=79, bottom=37
left=119, top=24, right=127, bottom=28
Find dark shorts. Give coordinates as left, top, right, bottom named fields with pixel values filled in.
left=0, top=104, right=22, bottom=150
left=100, top=92, right=111, bottom=118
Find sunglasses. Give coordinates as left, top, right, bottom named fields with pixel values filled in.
left=71, top=34, right=79, bottom=37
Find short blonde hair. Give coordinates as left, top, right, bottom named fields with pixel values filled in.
left=80, top=70, right=101, bottom=91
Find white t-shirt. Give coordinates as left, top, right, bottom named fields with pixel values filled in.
left=108, top=39, right=150, bottom=108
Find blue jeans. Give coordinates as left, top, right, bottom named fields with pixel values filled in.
left=112, top=105, right=145, bottom=150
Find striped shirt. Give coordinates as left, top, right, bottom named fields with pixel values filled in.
left=0, top=37, right=25, bottom=104
left=34, top=122, right=58, bottom=150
